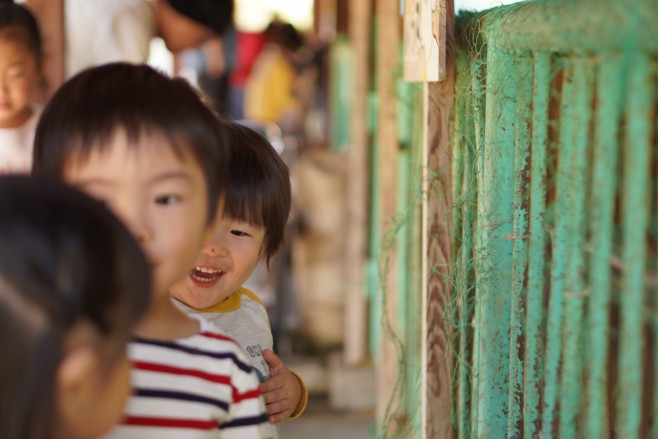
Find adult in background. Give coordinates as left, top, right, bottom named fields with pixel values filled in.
left=64, top=0, right=233, bottom=78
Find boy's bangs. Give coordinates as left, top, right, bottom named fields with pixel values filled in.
left=223, top=190, right=266, bottom=227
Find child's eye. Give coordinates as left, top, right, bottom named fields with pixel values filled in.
left=155, top=195, right=180, bottom=205
left=230, top=229, right=250, bottom=237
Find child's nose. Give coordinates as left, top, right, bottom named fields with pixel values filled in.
left=202, top=241, right=227, bottom=257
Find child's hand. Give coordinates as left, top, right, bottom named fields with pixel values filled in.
left=259, top=349, right=302, bottom=424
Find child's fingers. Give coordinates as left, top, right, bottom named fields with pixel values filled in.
left=259, top=375, right=285, bottom=394
left=267, top=402, right=293, bottom=424
left=261, top=386, right=290, bottom=405
left=262, top=349, right=285, bottom=373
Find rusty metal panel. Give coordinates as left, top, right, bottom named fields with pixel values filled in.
left=450, top=0, right=658, bottom=437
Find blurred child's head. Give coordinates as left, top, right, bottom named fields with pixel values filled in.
left=0, top=0, right=42, bottom=128
left=171, top=121, right=290, bottom=309
left=156, top=0, right=233, bottom=53
left=0, top=176, right=150, bottom=439
left=32, top=62, right=228, bottom=296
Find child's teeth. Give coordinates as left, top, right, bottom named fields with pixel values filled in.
left=192, top=274, right=214, bottom=282
left=196, top=266, right=218, bottom=274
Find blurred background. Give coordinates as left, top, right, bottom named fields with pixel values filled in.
left=22, top=1, right=522, bottom=438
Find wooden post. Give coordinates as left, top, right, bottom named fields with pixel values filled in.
left=423, top=0, right=453, bottom=437
left=374, top=0, right=401, bottom=435
left=25, top=0, right=64, bottom=101
left=343, top=0, right=371, bottom=366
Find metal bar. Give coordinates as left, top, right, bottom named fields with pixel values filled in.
left=523, top=50, right=550, bottom=439
left=470, top=56, right=486, bottom=439
left=584, top=54, right=623, bottom=438
left=506, top=54, right=532, bottom=439
left=542, top=59, right=574, bottom=439
left=558, top=58, right=594, bottom=439
left=476, top=44, right=517, bottom=438
left=617, top=52, right=653, bottom=438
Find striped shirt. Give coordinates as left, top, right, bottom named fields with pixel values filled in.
left=102, top=318, right=270, bottom=438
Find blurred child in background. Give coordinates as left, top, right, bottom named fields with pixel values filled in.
left=0, top=0, right=43, bottom=173
left=0, top=176, right=151, bottom=439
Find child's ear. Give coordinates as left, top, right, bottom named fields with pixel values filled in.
left=55, top=329, right=101, bottom=432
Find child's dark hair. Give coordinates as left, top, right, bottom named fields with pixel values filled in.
left=0, top=175, right=150, bottom=439
left=223, top=121, right=291, bottom=264
left=0, top=0, right=42, bottom=67
left=32, top=62, right=227, bottom=223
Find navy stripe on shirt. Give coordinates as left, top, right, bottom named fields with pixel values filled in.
left=135, top=388, right=230, bottom=412
left=221, top=413, right=270, bottom=429
left=132, top=337, right=252, bottom=373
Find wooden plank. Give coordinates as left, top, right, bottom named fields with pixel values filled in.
left=25, top=0, right=64, bottom=101
left=542, top=60, right=574, bottom=439
left=374, top=0, right=401, bottom=435
left=344, top=0, right=371, bottom=367
left=506, top=54, right=532, bottom=439
left=423, top=0, right=454, bottom=436
left=585, top=53, right=623, bottom=439
left=469, top=55, right=485, bottom=438
left=455, top=53, right=475, bottom=439
left=475, top=44, right=516, bottom=438
left=558, top=58, right=594, bottom=439
left=617, top=52, right=653, bottom=439
left=523, top=50, right=550, bottom=439
left=403, top=0, right=446, bottom=82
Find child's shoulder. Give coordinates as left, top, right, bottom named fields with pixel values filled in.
left=130, top=321, right=251, bottom=373
left=176, top=318, right=247, bottom=358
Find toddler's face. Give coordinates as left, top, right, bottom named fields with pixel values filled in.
left=171, top=215, right=266, bottom=309
left=64, top=130, right=211, bottom=297
left=0, top=36, right=38, bottom=128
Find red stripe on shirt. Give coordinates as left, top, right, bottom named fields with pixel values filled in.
left=233, top=387, right=262, bottom=403
left=134, top=361, right=232, bottom=385
left=123, top=416, right=217, bottom=430
left=199, top=331, right=240, bottom=345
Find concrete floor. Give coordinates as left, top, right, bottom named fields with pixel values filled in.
left=279, top=396, right=374, bottom=439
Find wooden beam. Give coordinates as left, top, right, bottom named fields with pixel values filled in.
left=374, top=0, right=401, bottom=435
left=423, top=0, right=454, bottom=437
left=343, top=0, right=371, bottom=366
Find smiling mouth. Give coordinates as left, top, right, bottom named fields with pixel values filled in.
left=190, top=266, right=223, bottom=284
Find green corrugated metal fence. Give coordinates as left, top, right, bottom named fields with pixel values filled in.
left=452, top=0, right=658, bottom=437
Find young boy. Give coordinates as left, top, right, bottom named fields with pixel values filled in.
left=32, top=63, right=270, bottom=438
left=171, top=122, right=307, bottom=435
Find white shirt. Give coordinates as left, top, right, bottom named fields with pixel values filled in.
left=65, top=0, right=154, bottom=78
left=0, top=106, right=41, bottom=174
left=102, top=317, right=271, bottom=438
